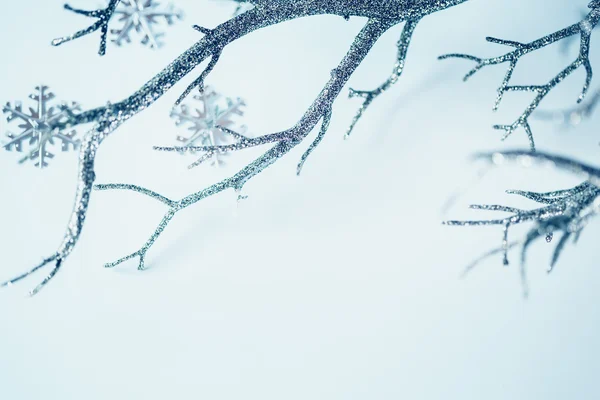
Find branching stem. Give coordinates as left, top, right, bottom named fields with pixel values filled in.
left=440, top=5, right=600, bottom=150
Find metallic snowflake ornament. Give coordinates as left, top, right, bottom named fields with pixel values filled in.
left=170, top=87, right=246, bottom=168
left=112, top=0, right=184, bottom=49
left=2, top=85, right=80, bottom=168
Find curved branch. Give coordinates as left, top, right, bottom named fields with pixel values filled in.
left=3, top=0, right=470, bottom=294
left=473, top=150, right=600, bottom=187
left=94, top=183, right=178, bottom=207
left=95, top=18, right=393, bottom=270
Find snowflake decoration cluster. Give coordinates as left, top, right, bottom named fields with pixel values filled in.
left=3, top=86, right=80, bottom=168
left=112, top=0, right=184, bottom=49
left=170, top=87, right=246, bottom=167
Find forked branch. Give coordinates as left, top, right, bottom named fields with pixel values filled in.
left=2, top=0, right=470, bottom=294
left=445, top=150, right=600, bottom=296
left=94, top=18, right=392, bottom=270
left=52, top=0, right=121, bottom=56
left=345, top=18, right=420, bottom=139
left=440, top=4, right=600, bottom=150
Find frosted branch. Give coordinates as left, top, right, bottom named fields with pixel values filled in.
left=94, top=183, right=178, bottom=207
left=0, top=254, right=63, bottom=297
left=445, top=150, right=600, bottom=295
left=440, top=5, right=600, bottom=150
left=3, top=0, right=471, bottom=294
left=345, top=18, right=420, bottom=139
left=52, top=0, right=121, bottom=56
left=94, top=18, right=395, bottom=270
left=297, top=108, right=332, bottom=175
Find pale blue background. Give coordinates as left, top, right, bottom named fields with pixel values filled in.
left=1, top=0, right=599, bottom=398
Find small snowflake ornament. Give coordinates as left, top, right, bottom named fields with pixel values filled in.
left=3, top=85, right=80, bottom=168
left=112, top=0, right=184, bottom=49
left=170, top=86, right=246, bottom=168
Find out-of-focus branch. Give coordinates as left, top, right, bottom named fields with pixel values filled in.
left=445, top=150, right=600, bottom=296
left=440, top=5, right=600, bottom=150
left=52, top=0, right=121, bottom=56
left=535, top=87, right=600, bottom=127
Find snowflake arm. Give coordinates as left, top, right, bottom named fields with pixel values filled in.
left=439, top=4, right=600, bottom=150
left=52, top=0, right=121, bottom=56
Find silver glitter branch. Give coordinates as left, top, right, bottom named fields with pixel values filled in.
left=440, top=3, right=600, bottom=150
left=52, top=0, right=121, bottom=56
left=2, top=0, right=471, bottom=295
left=445, top=150, right=600, bottom=296
left=345, top=18, right=420, bottom=139
left=95, top=17, right=392, bottom=269
left=174, top=30, right=222, bottom=106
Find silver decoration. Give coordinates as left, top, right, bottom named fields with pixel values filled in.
left=52, top=0, right=121, bottom=56
left=445, top=150, right=600, bottom=297
left=52, top=0, right=183, bottom=54
left=111, top=0, right=184, bottom=49
left=2, top=0, right=471, bottom=294
left=170, top=87, right=246, bottom=168
left=2, top=85, right=80, bottom=168
left=560, top=8, right=600, bottom=54
left=345, top=18, right=419, bottom=139
left=440, top=4, right=600, bottom=151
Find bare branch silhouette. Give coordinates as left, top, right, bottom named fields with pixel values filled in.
left=440, top=4, right=600, bottom=150
left=2, top=0, right=470, bottom=294
left=445, top=150, right=600, bottom=295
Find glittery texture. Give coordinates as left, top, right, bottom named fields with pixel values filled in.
left=52, top=0, right=184, bottom=53
left=345, top=18, right=419, bottom=139
left=3, top=85, right=80, bottom=168
left=445, top=150, right=600, bottom=297
left=440, top=4, right=600, bottom=151
left=52, top=0, right=121, bottom=56
left=2, top=0, right=469, bottom=294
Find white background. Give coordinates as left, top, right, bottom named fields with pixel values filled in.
left=1, top=0, right=600, bottom=398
